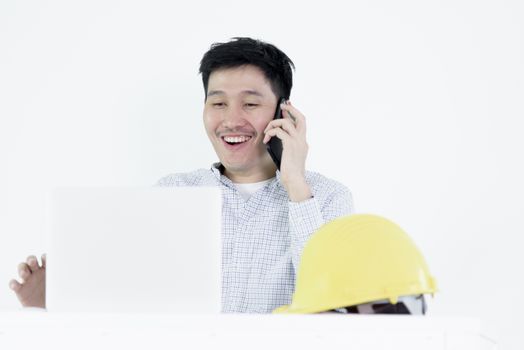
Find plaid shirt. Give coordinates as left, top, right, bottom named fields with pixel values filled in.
left=157, top=163, right=354, bottom=313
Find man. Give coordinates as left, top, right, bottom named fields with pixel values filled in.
left=9, top=37, right=354, bottom=313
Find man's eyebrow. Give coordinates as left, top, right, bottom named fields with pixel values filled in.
left=207, top=90, right=224, bottom=97
left=207, top=90, right=265, bottom=98
left=241, top=90, right=264, bottom=97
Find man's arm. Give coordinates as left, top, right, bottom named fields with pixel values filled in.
left=263, top=100, right=354, bottom=272
left=288, top=184, right=354, bottom=274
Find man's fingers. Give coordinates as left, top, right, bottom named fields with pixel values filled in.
left=263, top=127, right=290, bottom=144
left=9, top=279, right=21, bottom=292
left=26, top=255, right=39, bottom=272
left=18, top=263, right=31, bottom=280
left=264, top=118, right=297, bottom=136
left=280, top=102, right=306, bottom=132
left=41, top=254, right=46, bottom=268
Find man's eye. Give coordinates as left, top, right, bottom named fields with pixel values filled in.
left=213, top=102, right=225, bottom=107
left=245, top=103, right=259, bottom=108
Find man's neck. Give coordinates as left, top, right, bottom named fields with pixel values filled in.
left=223, top=163, right=277, bottom=184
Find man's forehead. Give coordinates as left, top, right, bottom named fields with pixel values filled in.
left=207, top=65, right=273, bottom=95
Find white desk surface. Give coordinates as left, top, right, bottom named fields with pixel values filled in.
left=0, top=312, right=496, bottom=350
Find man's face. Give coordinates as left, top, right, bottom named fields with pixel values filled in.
left=203, top=65, right=278, bottom=178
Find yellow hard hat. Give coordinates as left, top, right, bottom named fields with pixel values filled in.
left=274, top=214, right=437, bottom=314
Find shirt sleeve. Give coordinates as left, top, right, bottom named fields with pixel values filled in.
left=288, top=184, right=354, bottom=274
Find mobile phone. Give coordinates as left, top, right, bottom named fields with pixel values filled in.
left=266, top=97, right=286, bottom=170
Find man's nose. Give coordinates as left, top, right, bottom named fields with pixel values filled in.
left=222, top=104, right=246, bottom=128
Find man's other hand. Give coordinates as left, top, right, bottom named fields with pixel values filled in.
left=9, top=254, right=46, bottom=309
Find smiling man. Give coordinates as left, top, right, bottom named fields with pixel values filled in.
left=203, top=64, right=312, bottom=202
left=10, top=37, right=354, bottom=313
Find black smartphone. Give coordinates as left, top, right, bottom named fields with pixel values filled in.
left=266, top=97, right=286, bottom=170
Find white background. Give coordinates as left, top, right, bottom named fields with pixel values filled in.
left=1, top=0, right=523, bottom=348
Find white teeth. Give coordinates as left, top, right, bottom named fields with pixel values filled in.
left=223, top=136, right=251, bottom=144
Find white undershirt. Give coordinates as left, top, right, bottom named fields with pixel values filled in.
left=234, top=178, right=275, bottom=201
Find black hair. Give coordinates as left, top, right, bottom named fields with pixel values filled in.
left=199, top=37, right=295, bottom=100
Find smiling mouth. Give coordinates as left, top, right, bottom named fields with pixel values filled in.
left=222, top=135, right=253, bottom=145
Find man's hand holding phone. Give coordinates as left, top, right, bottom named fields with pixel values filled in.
left=263, top=100, right=312, bottom=202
